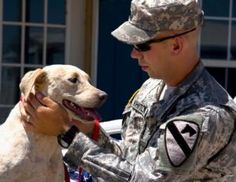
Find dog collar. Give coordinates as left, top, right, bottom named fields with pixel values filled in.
left=57, top=126, right=79, bottom=148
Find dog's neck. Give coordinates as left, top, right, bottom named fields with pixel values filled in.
left=3, top=103, right=23, bottom=128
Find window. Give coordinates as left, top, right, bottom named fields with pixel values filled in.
left=0, top=0, right=66, bottom=123
left=200, top=0, right=236, bottom=97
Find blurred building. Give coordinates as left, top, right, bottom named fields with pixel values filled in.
left=0, top=0, right=236, bottom=123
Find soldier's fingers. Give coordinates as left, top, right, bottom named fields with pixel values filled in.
left=23, top=97, right=39, bottom=120
left=19, top=96, right=35, bottom=123
left=19, top=99, right=35, bottom=131
left=35, top=92, right=57, bottom=108
left=21, top=117, right=34, bottom=131
left=19, top=99, right=28, bottom=120
left=27, top=93, right=42, bottom=111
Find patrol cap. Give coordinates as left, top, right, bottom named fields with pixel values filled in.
left=111, top=0, right=204, bottom=44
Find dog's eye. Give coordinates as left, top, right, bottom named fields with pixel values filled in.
left=68, top=77, right=78, bottom=84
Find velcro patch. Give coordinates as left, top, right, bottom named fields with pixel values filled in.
left=165, top=120, right=199, bottom=167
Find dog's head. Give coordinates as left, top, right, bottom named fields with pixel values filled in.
left=19, top=65, right=107, bottom=122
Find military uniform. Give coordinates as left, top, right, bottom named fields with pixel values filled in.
left=64, top=0, right=236, bottom=181
left=64, top=62, right=236, bottom=181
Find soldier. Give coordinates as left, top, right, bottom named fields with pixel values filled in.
left=21, top=0, right=236, bottom=181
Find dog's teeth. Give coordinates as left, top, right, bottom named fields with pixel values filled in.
left=70, top=103, right=75, bottom=108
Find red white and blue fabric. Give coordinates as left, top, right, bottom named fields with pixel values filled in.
left=66, top=120, right=100, bottom=182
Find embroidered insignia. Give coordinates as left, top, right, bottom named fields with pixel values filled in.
left=165, top=120, right=199, bottom=167
left=181, top=124, right=197, bottom=137
left=132, top=100, right=147, bottom=115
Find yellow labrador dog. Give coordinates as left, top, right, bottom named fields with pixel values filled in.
left=0, top=65, right=107, bottom=182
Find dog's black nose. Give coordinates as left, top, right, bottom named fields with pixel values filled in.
left=99, top=92, right=108, bottom=102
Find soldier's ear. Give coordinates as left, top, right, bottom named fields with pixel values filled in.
left=170, top=37, right=183, bottom=55
left=19, top=69, right=47, bottom=99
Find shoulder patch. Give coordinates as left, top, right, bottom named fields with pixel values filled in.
left=165, top=120, right=200, bottom=167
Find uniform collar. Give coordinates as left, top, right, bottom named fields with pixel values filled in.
left=155, top=60, right=204, bottom=122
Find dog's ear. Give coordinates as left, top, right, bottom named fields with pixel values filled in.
left=19, top=68, right=47, bottom=99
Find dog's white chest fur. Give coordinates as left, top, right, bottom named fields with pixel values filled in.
left=0, top=104, right=64, bottom=182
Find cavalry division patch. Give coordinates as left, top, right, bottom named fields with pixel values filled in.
left=165, top=120, right=200, bottom=167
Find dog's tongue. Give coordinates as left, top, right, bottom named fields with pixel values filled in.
left=79, top=107, right=101, bottom=121
left=62, top=99, right=101, bottom=121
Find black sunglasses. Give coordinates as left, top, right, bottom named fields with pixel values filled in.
left=133, top=28, right=197, bottom=52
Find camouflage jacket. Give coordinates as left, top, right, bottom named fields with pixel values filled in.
left=64, top=61, right=236, bottom=182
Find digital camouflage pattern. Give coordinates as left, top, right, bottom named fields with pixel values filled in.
left=64, top=61, right=236, bottom=182
left=111, top=0, right=204, bottom=44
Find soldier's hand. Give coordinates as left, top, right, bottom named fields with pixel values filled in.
left=20, top=92, right=70, bottom=136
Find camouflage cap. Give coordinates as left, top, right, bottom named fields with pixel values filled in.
left=111, top=0, right=204, bottom=44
